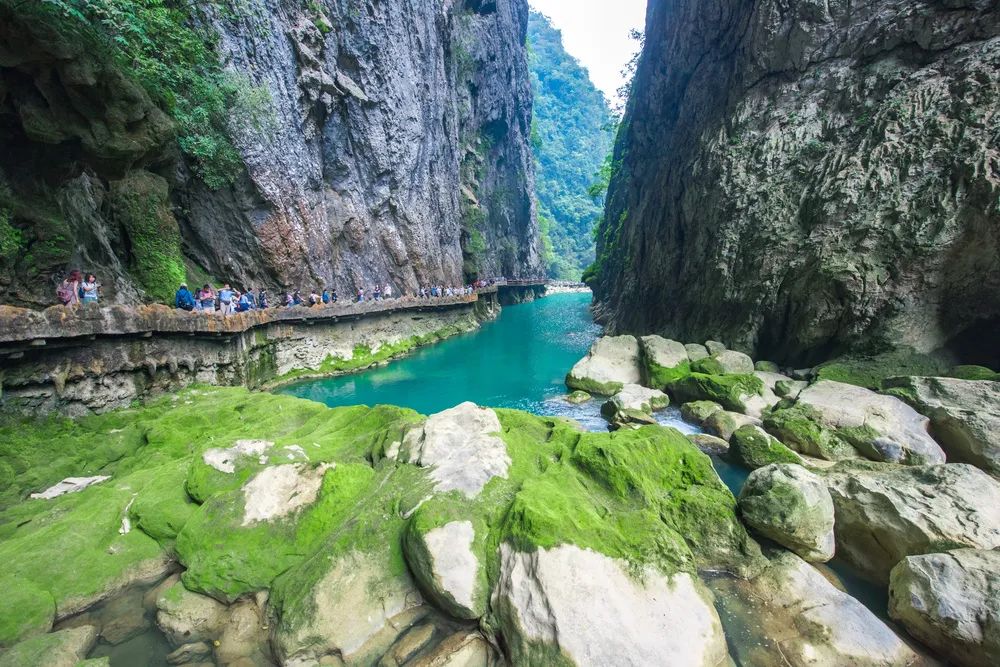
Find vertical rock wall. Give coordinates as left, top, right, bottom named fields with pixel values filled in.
left=0, top=0, right=541, bottom=307
left=594, top=0, right=1000, bottom=366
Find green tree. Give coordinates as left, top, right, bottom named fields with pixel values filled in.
left=528, top=12, right=613, bottom=280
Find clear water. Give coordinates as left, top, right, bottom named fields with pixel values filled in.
left=278, top=292, right=606, bottom=417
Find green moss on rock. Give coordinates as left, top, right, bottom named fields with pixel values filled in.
left=815, top=348, right=948, bottom=390
left=680, top=401, right=723, bottom=425
left=727, top=425, right=802, bottom=470
left=668, top=373, right=764, bottom=413
left=691, top=357, right=725, bottom=375
left=644, top=359, right=691, bottom=390
left=763, top=404, right=857, bottom=461
left=946, top=365, right=1000, bottom=381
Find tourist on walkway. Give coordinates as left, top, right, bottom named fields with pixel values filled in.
left=292, top=290, right=303, bottom=306
left=373, top=285, right=382, bottom=301
left=175, top=283, right=195, bottom=311
left=237, top=290, right=253, bottom=312
left=330, top=288, right=338, bottom=303
left=198, top=284, right=216, bottom=312
left=356, top=287, right=364, bottom=302
left=322, top=288, right=330, bottom=304
left=57, top=270, right=82, bottom=307
left=309, top=289, right=321, bottom=306
left=218, top=283, right=235, bottom=315
left=384, top=284, right=392, bottom=299
left=80, top=273, right=100, bottom=304
left=259, top=289, right=269, bottom=309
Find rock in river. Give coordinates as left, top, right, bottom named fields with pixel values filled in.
left=826, top=463, right=1000, bottom=582
left=889, top=548, right=1000, bottom=667
left=739, top=464, right=835, bottom=562
left=493, top=543, right=730, bottom=666
left=565, top=335, right=642, bottom=395
left=796, top=380, right=945, bottom=465
left=883, top=376, right=1000, bottom=478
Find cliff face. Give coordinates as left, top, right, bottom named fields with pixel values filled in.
left=0, top=0, right=541, bottom=307
left=594, top=0, right=1000, bottom=366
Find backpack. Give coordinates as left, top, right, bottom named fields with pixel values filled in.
left=56, top=281, right=74, bottom=304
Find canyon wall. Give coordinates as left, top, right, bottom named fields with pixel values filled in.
left=593, top=0, right=1000, bottom=366
left=0, top=0, right=541, bottom=308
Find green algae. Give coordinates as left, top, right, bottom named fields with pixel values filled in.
left=763, top=403, right=857, bottom=461
left=691, top=357, right=725, bottom=375
left=564, top=372, right=624, bottom=396
left=680, top=400, right=723, bottom=424
left=815, top=348, right=948, bottom=389
left=945, top=365, right=1000, bottom=381
left=727, top=425, right=802, bottom=470
left=644, top=359, right=691, bottom=390
left=668, top=373, right=764, bottom=412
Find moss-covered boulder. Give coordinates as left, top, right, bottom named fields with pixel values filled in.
left=639, top=335, right=691, bottom=388
left=0, top=626, right=97, bottom=667
left=680, top=400, right=723, bottom=425
left=565, top=335, right=642, bottom=395
left=668, top=373, right=765, bottom=414
left=755, top=360, right=780, bottom=373
left=687, top=433, right=729, bottom=456
left=728, top=425, right=802, bottom=469
left=601, top=384, right=669, bottom=429
left=763, top=403, right=858, bottom=461
left=796, top=380, right=945, bottom=465
left=947, top=365, right=1000, bottom=381
left=703, top=410, right=760, bottom=442
left=738, top=464, right=835, bottom=562
left=564, top=390, right=592, bottom=404
left=814, top=348, right=948, bottom=390
left=154, top=581, right=227, bottom=647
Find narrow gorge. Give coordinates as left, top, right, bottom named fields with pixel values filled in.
left=2, top=1, right=1000, bottom=667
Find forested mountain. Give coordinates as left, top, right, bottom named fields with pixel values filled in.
left=528, top=11, right=613, bottom=280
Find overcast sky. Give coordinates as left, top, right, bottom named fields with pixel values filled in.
left=529, top=0, right=648, bottom=107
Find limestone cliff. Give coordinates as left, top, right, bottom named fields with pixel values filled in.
left=593, top=0, right=1000, bottom=366
left=0, top=0, right=541, bottom=307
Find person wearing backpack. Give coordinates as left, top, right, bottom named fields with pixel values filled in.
left=80, top=273, right=100, bottom=305
left=57, top=270, right=82, bottom=306
left=218, top=283, right=235, bottom=316
left=175, top=283, right=195, bottom=311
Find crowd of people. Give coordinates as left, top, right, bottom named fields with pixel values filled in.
left=56, top=269, right=499, bottom=315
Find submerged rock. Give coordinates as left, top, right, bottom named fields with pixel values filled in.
left=710, top=551, right=921, bottom=667
left=739, top=464, right=835, bottom=562
left=795, top=380, right=945, bottom=465
left=883, top=376, right=1000, bottom=477
left=493, top=544, right=730, bottom=666
left=889, top=548, right=1000, bottom=667
left=825, top=463, right=1000, bottom=582
left=565, top=335, right=642, bottom=395
left=727, top=425, right=802, bottom=469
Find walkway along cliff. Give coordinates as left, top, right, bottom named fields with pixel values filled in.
left=591, top=0, right=1000, bottom=367
left=0, top=290, right=500, bottom=415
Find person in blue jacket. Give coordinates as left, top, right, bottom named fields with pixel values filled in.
left=175, top=283, right=195, bottom=311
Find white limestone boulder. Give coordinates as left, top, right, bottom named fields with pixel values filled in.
left=825, top=463, right=1000, bottom=582
left=712, top=350, right=754, bottom=374
left=889, top=548, right=1000, bottom=667
left=796, top=380, right=945, bottom=464
left=710, top=550, right=921, bottom=667
left=738, top=464, right=835, bottom=562
left=883, top=376, right=1000, bottom=477
left=404, top=519, right=487, bottom=620
left=402, top=402, right=510, bottom=498
left=493, top=544, right=729, bottom=667
left=565, top=335, right=642, bottom=395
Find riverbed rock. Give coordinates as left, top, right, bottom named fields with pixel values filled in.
left=272, top=549, right=425, bottom=666
left=710, top=551, right=920, bottom=667
left=825, top=463, right=1000, bottom=582
left=165, top=641, right=213, bottom=664
left=739, top=464, right=835, bottom=562
left=882, top=376, right=1000, bottom=477
left=685, top=343, right=709, bottom=361
left=712, top=350, right=754, bottom=374
left=774, top=378, right=808, bottom=399
left=703, top=410, right=760, bottom=441
left=601, top=384, right=669, bottom=428
left=795, top=380, right=945, bottom=465
left=405, top=630, right=494, bottom=667
left=686, top=433, right=730, bottom=456
left=402, top=402, right=510, bottom=498
left=888, top=548, right=1000, bottom=667
left=493, top=543, right=730, bottom=666
left=241, top=463, right=330, bottom=525
left=0, top=625, right=98, bottom=667
left=639, top=335, right=690, bottom=387
left=754, top=360, right=780, bottom=373
left=763, top=403, right=859, bottom=461
left=564, top=390, right=591, bottom=404
left=404, top=519, right=487, bottom=620
left=668, top=372, right=766, bottom=414
left=705, top=341, right=726, bottom=356
left=565, top=335, right=642, bottom=395
left=680, top=400, right=722, bottom=425
left=156, top=582, right=227, bottom=646
left=215, top=595, right=270, bottom=666
left=728, top=425, right=802, bottom=469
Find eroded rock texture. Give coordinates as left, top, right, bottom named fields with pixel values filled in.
left=594, top=0, right=1000, bottom=366
left=0, top=0, right=541, bottom=307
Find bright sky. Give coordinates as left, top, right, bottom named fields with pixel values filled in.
left=529, top=0, right=648, bottom=107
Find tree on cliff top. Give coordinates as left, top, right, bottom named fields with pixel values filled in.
left=528, top=11, right=613, bottom=281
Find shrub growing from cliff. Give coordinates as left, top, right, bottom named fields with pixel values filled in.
left=19, top=0, right=270, bottom=189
